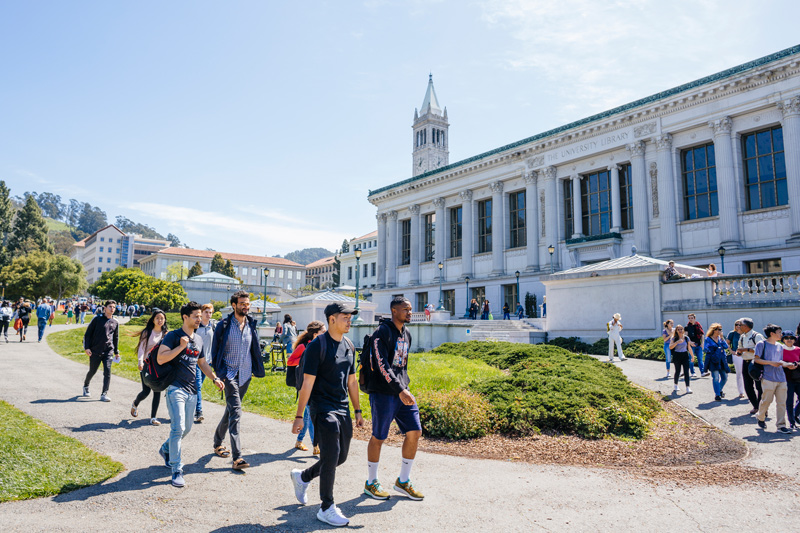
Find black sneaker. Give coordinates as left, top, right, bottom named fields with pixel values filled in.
left=159, top=447, right=170, bottom=468
left=757, top=420, right=767, bottom=429
left=715, top=395, right=722, bottom=401
left=779, top=427, right=792, bottom=434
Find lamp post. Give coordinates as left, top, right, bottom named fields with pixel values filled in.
left=436, top=262, right=445, bottom=311
left=463, top=276, right=470, bottom=318
left=353, top=249, right=363, bottom=324
left=260, top=267, right=270, bottom=325
left=548, top=244, right=555, bottom=274
left=515, top=270, right=520, bottom=311
left=717, top=246, right=726, bottom=274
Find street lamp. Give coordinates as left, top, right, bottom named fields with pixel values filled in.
left=515, top=270, right=520, bottom=313
left=436, top=262, right=445, bottom=311
left=463, top=276, right=471, bottom=318
left=548, top=244, right=555, bottom=274
left=260, top=267, right=270, bottom=325
left=353, top=249, right=364, bottom=324
left=717, top=246, right=726, bottom=274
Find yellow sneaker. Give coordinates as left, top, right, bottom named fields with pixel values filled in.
left=364, top=480, right=390, bottom=500
left=394, top=478, right=424, bottom=501
left=313, top=445, right=320, bottom=455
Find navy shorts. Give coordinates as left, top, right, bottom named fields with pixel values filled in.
left=369, top=392, right=422, bottom=440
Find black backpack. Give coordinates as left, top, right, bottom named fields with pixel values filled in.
left=358, top=333, right=373, bottom=394
left=141, top=340, right=175, bottom=392
left=294, top=334, right=355, bottom=394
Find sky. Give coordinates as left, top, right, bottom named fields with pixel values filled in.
left=1, top=1, right=798, bottom=257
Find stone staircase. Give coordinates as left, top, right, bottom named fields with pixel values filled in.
left=450, top=318, right=546, bottom=344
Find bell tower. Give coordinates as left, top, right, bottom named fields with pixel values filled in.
left=412, top=74, right=449, bottom=177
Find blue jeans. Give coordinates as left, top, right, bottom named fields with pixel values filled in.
left=79, top=312, right=86, bottom=324
left=194, top=367, right=205, bottom=416
left=691, top=344, right=704, bottom=374
left=37, top=320, right=46, bottom=341
left=787, top=382, right=800, bottom=426
left=711, top=370, right=728, bottom=396
left=161, top=385, right=197, bottom=474
left=664, top=341, right=672, bottom=371
left=297, top=404, right=315, bottom=444
left=503, top=312, right=510, bottom=320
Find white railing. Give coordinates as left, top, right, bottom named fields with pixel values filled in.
left=410, top=312, right=428, bottom=323
left=712, top=271, right=800, bottom=304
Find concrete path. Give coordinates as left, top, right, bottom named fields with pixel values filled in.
left=0, top=327, right=798, bottom=532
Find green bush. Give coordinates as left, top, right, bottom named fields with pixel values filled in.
left=417, top=389, right=494, bottom=440
left=430, top=341, right=660, bottom=440
left=547, top=336, right=607, bottom=355
left=128, top=312, right=183, bottom=330
left=623, top=338, right=666, bottom=361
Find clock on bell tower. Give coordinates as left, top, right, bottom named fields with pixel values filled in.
left=412, top=74, right=449, bottom=177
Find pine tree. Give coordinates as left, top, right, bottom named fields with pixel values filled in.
left=222, top=259, right=236, bottom=278
left=0, top=181, right=13, bottom=267
left=341, top=239, right=350, bottom=253
left=187, top=262, right=203, bottom=278
left=7, top=194, right=53, bottom=256
left=210, top=253, right=225, bottom=274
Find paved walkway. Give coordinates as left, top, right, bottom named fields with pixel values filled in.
left=0, top=327, right=797, bottom=532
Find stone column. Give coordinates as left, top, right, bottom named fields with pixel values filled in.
left=778, top=97, right=800, bottom=242
left=609, top=164, right=622, bottom=232
left=490, top=181, right=505, bottom=276
left=386, top=210, right=398, bottom=287
left=571, top=175, right=582, bottom=238
left=654, top=134, right=679, bottom=256
left=524, top=171, right=539, bottom=271
left=709, top=116, right=741, bottom=248
left=409, top=204, right=421, bottom=285
left=543, top=166, right=559, bottom=271
left=460, top=190, right=474, bottom=278
left=376, top=213, right=387, bottom=288
left=433, top=197, right=446, bottom=276
left=627, top=141, right=650, bottom=254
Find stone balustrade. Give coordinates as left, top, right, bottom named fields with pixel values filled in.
left=712, top=271, right=800, bottom=304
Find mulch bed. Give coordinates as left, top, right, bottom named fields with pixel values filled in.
left=352, top=391, right=794, bottom=488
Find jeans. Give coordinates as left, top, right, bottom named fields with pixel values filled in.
left=37, top=320, right=47, bottom=341
left=0, top=319, right=8, bottom=338
left=757, top=379, right=787, bottom=428
left=743, top=360, right=763, bottom=409
left=503, top=312, right=510, bottom=320
left=711, top=370, right=728, bottom=396
left=297, top=404, right=315, bottom=444
left=481, top=311, right=488, bottom=320
left=134, top=373, right=161, bottom=419
left=84, top=352, right=113, bottom=393
left=301, top=411, right=352, bottom=511
left=80, top=312, right=86, bottom=324
left=214, top=377, right=251, bottom=461
left=786, top=382, right=800, bottom=427
left=664, top=341, right=672, bottom=371
left=194, top=367, right=205, bottom=416
left=160, top=385, right=197, bottom=474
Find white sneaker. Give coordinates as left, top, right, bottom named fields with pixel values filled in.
left=317, top=505, right=349, bottom=527
left=666, top=372, right=671, bottom=378
left=673, top=385, right=679, bottom=393
left=100, top=393, right=111, bottom=402
left=291, top=469, right=309, bottom=505
left=82, top=386, right=90, bottom=397
left=607, top=359, right=615, bottom=363
left=619, top=356, right=627, bottom=361
left=686, top=387, right=693, bottom=394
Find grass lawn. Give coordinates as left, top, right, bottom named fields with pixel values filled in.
left=28, top=313, right=86, bottom=327
left=0, top=400, right=123, bottom=502
left=47, top=327, right=504, bottom=421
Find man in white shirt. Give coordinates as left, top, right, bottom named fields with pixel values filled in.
left=737, top=317, right=764, bottom=415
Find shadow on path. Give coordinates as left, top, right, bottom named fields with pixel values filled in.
left=53, top=464, right=169, bottom=502
left=31, top=396, right=83, bottom=404
left=66, top=419, right=154, bottom=432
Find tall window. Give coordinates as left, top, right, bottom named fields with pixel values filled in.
left=449, top=206, right=462, bottom=258
left=581, top=170, right=612, bottom=236
left=478, top=199, right=492, bottom=253
left=443, top=289, right=455, bottom=316
left=424, top=213, right=435, bottom=262
left=363, top=263, right=368, bottom=278
left=371, top=262, right=376, bottom=276
left=509, top=191, right=526, bottom=248
left=619, top=163, right=633, bottom=230
left=682, top=143, right=718, bottom=220
left=743, top=126, right=787, bottom=210
left=416, top=292, right=428, bottom=312
left=347, top=266, right=353, bottom=280
left=563, top=180, right=573, bottom=239
left=400, top=219, right=411, bottom=265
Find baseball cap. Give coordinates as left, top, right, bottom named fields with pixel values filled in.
left=782, top=330, right=796, bottom=340
left=324, top=302, right=358, bottom=319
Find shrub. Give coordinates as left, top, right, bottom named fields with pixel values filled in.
left=128, top=312, right=183, bottom=330
left=417, top=389, right=494, bottom=440
left=623, top=338, right=666, bottom=361
left=547, top=336, right=606, bottom=355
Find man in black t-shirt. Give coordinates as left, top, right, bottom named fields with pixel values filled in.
left=156, top=301, right=224, bottom=488
left=290, top=302, right=364, bottom=527
left=82, top=300, right=120, bottom=401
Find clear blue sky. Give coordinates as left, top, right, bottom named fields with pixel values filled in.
left=1, top=1, right=798, bottom=256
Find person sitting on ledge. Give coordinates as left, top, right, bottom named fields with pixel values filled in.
left=663, top=261, right=686, bottom=282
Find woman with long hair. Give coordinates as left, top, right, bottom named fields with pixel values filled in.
left=670, top=325, right=695, bottom=394
left=130, top=309, right=168, bottom=425
left=662, top=319, right=674, bottom=378
left=282, top=314, right=298, bottom=354
left=287, top=320, right=326, bottom=454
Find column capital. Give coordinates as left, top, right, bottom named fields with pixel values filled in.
left=377, top=212, right=386, bottom=222
left=654, top=134, right=672, bottom=151
left=778, top=96, right=800, bottom=118
left=432, top=197, right=446, bottom=209
left=459, top=189, right=473, bottom=202
left=543, top=166, right=557, bottom=181
left=489, top=180, right=504, bottom=194
left=626, top=140, right=646, bottom=158
left=523, top=171, right=538, bottom=185
left=409, top=204, right=421, bottom=215
left=709, top=116, right=733, bottom=136
left=608, top=164, right=620, bottom=173
left=388, top=210, right=398, bottom=220
left=571, top=174, right=581, bottom=183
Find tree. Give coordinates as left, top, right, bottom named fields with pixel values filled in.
left=210, top=253, right=225, bottom=274
left=222, top=259, right=236, bottom=278
left=283, top=247, right=335, bottom=265
left=187, top=262, right=203, bottom=278
left=49, top=230, right=78, bottom=255
left=341, top=239, right=350, bottom=253
left=89, top=268, right=151, bottom=303
left=332, top=254, right=341, bottom=287
left=7, top=195, right=53, bottom=256
left=167, top=233, right=182, bottom=247
left=64, top=199, right=82, bottom=230
left=30, top=191, right=64, bottom=220
left=0, top=181, right=13, bottom=267
left=0, top=251, right=52, bottom=299
left=77, top=203, right=107, bottom=234
left=114, top=216, right=165, bottom=239
left=42, top=255, right=88, bottom=302
left=165, top=262, right=188, bottom=282
left=127, top=278, right=188, bottom=311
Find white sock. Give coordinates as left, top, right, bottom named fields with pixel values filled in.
left=367, top=461, right=379, bottom=483
left=399, top=458, right=414, bottom=482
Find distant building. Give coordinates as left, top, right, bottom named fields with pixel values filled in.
left=305, top=256, right=336, bottom=289
left=71, top=225, right=171, bottom=285
left=339, top=231, right=378, bottom=297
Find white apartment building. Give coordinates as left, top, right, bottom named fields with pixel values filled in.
left=305, top=256, right=336, bottom=289
left=339, top=231, right=378, bottom=295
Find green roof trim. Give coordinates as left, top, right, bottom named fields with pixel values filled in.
left=369, top=44, right=800, bottom=198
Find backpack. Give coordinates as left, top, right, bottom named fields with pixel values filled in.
left=294, top=334, right=355, bottom=395
left=358, top=333, right=373, bottom=394
left=140, top=339, right=175, bottom=392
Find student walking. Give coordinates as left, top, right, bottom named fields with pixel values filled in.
left=502, top=302, right=510, bottom=320
left=704, top=323, right=730, bottom=401
left=156, top=302, right=225, bottom=488
left=0, top=301, right=12, bottom=342
left=290, top=302, right=364, bottom=527
left=469, top=299, right=479, bottom=320
left=781, top=331, right=800, bottom=431
left=281, top=314, right=298, bottom=354
left=686, top=314, right=707, bottom=376
left=754, top=324, right=793, bottom=434
left=516, top=301, right=524, bottom=319
left=35, top=299, right=52, bottom=343
left=287, top=320, right=326, bottom=454
left=211, top=291, right=265, bottom=471
left=670, top=325, right=694, bottom=394
left=737, top=317, right=764, bottom=414
left=131, top=309, right=167, bottom=425
left=82, top=301, right=120, bottom=402
left=727, top=321, right=746, bottom=399
left=15, top=299, right=31, bottom=341
left=481, top=300, right=490, bottom=320
left=363, top=296, right=425, bottom=502
left=79, top=302, right=89, bottom=324
left=607, top=313, right=626, bottom=362
left=193, top=303, right=216, bottom=423
left=662, top=320, right=674, bottom=378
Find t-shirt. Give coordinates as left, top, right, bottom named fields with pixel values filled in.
left=161, top=329, right=204, bottom=394
left=303, top=333, right=355, bottom=417
left=782, top=345, right=800, bottom=363
left=755, top=341, right=786, bottom=383
left=739, top=330, right=765, bottom=361
left=726, top=330, right=741, bottom=351
left=671, top=337, right=689, bottom=352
